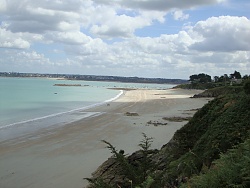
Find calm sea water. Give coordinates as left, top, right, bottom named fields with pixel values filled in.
left=0, top=77, right=173, bottom=141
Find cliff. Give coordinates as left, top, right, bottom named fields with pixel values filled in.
left=86, top=85, right=250, bottom=188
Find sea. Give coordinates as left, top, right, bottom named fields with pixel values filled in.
left=0, top=77, right=173, bottom=141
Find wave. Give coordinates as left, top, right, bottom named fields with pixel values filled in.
left=0, top=90, right=124, bottom=130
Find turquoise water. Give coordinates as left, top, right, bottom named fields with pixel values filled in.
left=0, top=77, right=173, bottom=141
left=0, top=77, right=121, bottom=127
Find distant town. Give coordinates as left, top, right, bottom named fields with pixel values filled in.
left=0, top=72, right=188, bottom=85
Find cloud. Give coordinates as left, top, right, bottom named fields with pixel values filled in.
left=72, top=16, right=249, bottom=78
left=0, top=0, right=249, bottom=79
left=172, top=10, right=189, bottom=21
left=2, top=0, right=83, bottom=34
left=0, top=0, right=7, bottom=12
left=0, top=50, right=54, bottom=73
left=90, top=12, right=165, bottom=38
left=1, top=0, right=224, bottom=41
left=190, top=16, right=250, bottom=52
left=45, top=31, right=90, bottom=45
left=94, top=0, right=226, bottom=11
left=0, top=28, right=30, bottom=49
left=66, top=38, right=108, bottom=56
left=1, top=0, right=167, bottom=40
left=88, top=4, right=166, bottom=38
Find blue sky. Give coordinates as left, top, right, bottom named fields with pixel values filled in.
left=0, top=0, right=249, bottom=79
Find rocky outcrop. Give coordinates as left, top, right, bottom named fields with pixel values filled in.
left=86, top=140, right=179, bottom=187
left=87, top=149, right=159, bottom=188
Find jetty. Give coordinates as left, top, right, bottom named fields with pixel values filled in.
left=53, top=84, right=82, bottom=87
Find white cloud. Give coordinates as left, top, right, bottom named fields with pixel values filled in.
left=3, top=0, right=217, bottom=40
left=1, top=0, right=167, bottom=41
left=90, top=14, right=153, bottom=38
left=2, top=0, right=84, bottom=33
left=0, top=0, right=7, bottom=12
left=172, top=10, right=189, bottom=21
left=0, top=28, right=30, bottom=49
left=190, top=16, right=250, bottom=52
left=44, top=15, right=247, bottom=78
left=1, top=0, right=224, bottom=42
left=45, top=31, right=90, bottom=45
left=66, top=38, right=108, bottom=56
left=0, top=0, right=249, bottom=79
left=88, top=5, right=166, bottom=38
left=0, top=50, right=54, bottom=73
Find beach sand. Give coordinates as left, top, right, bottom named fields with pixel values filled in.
left=0, top=88, right=210, bottom=188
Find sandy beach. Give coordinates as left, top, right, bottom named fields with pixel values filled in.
left=0, top=88, right=209, bottom=188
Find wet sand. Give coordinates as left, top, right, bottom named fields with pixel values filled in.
left=0, top=88, right=209, bottom=188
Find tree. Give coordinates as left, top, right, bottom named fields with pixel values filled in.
left=243, top=75, right=249, bottom=80
left=198, top=73, right=211, bottom=83
left=189, top=74, right=199, bottom=82
left=189, top=73, right=212, bottom=83
left=230, top=70, right=242, bottom=79
left=214, top=76, right=219, bottom=83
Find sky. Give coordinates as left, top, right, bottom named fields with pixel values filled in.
left=0, top=0, right=249, bottom=79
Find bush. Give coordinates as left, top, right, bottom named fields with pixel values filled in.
left=86, top=133, right=162, bottom=188
left=244, top=80, right=250, bottom=95
left=180, top=139, right=250, bottom=188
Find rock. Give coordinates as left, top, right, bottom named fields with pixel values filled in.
left=147, top=120, right=168, bottom=126
left=162, top=116, right=191, bottom=122
left=124, top=112, right=139, bottom=116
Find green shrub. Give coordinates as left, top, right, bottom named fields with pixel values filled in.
left=165, top=91, right=250, bottom=185
left=244, top=80, right=250, bottom=95
left=180, top=139, right=250, bottom=188
left=86, top=133, right=163, bottom=188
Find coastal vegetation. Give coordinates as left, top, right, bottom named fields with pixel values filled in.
left=86, top=75, right=250, bottom=188
left=176, top=70, right=250, bottom=90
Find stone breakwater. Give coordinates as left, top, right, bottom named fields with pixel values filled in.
left=53, top=84, right=82, bottom=87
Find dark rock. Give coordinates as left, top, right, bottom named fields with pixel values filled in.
left=124, top=112, right=139, bottom=116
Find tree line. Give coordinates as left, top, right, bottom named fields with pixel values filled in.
left=189, top=70, right=249, bottom=84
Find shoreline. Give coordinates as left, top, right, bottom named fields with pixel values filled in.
left=0, top=89, right=124, bottom=139
left=0, top=88, right=209, bottom=188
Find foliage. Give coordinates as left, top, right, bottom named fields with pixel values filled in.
left=177, top=71, right=247, bottom=90
left=230, top=70, right=242, bottom=79
left=86, top=133, right=163, bottom=188
left=136, top=176, right=155, bottom=188
left=189, top=73, right=212, bottom=83
left=85, top=177, right=114, bottom=188
left=138, top=133, right=154, bottom=181
left=101, top=139, right=139, bottom=184
left=243, top=75, right=250, bottom=80
left=175, top=82, right=216, bottom=90
left=244, top=80, right=250, bottom=95
left=165, top=89, right=250, bottom=185
left=180, top=138, right=250, bottom=188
